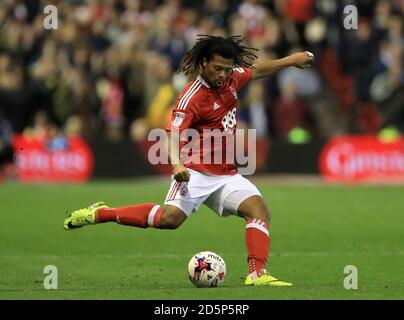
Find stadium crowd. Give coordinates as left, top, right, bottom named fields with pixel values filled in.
left=0, top=0, right=403, bottom=148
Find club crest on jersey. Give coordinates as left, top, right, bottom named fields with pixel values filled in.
left=179, top=183, right=188, bottom=196
left=172, top=112, right=185, bottom=127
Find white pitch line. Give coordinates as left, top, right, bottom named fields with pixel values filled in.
left=2, top=251, right=404, bottom=260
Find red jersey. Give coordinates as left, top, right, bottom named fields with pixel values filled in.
left=166, top=67, right=252, bottom=175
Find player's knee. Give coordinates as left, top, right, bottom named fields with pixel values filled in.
left=265, top=207, right=271, bottom=224
left=160, top=215, right=184, bottom=229
left=261, top=205, right=271, bottom=223
left=254, top=206, right=270, bottom=224
left=238, top=196, right=270, bottom=224
left=160, top=206, right=187, bottom=229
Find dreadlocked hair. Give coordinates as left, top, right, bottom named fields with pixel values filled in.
left=178, top=35, right=258, bottom=76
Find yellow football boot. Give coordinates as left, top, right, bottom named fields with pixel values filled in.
left=245, top=271, right=292, bottom=287
left=63, top=201, right=109, bottom=230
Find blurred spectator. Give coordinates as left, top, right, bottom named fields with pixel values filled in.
left=130, top=55, right=186, bottom=142
left=96, top=67, right=125, bottom=142
left=0, top=110, right=14, bottom=168
left=144, top=57, right=178, bottom=130
left=0, top=110, right=15, bottom=181
left=23, top=110, right=57, bottom=141
left=342, top=19, right=378, bottom=100
left=64, top=115, right=83, bottom=138
left=0, top=54, right=31, bottom=133
left=0, top=0, right=401, bottom=142
left=370, top=40, right=404, bottom=131
left=245, top=81, right=268, bottom=138
left=271, top=79, right=315, bottom=137
left=277, top=48, right=321, bottom=98
left=354, top=100, right=384, bottom=134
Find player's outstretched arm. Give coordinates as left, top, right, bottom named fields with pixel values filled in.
left=166, top=131, right=190, bottom=182
left=251, top=51, right=314, bottom=80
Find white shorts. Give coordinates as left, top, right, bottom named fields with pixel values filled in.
left=164, top=169, right=261, bottom=217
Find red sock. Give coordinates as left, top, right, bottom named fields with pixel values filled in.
left=96, top=203, right=162, bottom=228
left=245, top=218, right=271, bottom=276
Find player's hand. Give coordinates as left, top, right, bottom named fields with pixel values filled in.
left=172, top=164, right=190, bottom=182
left=291, top=51, right=315, bottom=69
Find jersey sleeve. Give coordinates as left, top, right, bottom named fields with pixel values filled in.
left=232, top=67, right=253, bottom=91
left=166, top=80, right=203, bottom=132
left=166, top=101, right=197, bottom=133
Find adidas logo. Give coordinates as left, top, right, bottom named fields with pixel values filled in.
left=213, top=102, right=220, bottom=110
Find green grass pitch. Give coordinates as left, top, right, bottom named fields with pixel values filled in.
left=0, top=178, right=403, bottom=299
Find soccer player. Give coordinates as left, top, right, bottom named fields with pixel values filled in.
left=64, top=35, right=314, bottom=286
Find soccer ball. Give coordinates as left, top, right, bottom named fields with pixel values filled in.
left=188, top=251, right=226, bottom=288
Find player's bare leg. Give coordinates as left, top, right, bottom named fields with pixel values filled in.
left=237, top=195, right=292, bottom=286
left=158, top=205, right=188, bottom=229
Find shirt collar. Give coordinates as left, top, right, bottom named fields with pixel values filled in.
left=197, top=75, right=211, bottom=88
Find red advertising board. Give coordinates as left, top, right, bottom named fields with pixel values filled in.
left=319, top=135, right=404, bottom=182
left=12, top=135, right=94, bottom=182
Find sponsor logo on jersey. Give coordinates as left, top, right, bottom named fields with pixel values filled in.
left=221, top=108, right=237, bottom=133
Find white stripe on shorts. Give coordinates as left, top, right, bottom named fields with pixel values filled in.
left=167, top=181, right=180, bottom=201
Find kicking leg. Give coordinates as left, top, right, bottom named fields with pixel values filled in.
left=64, top=202, right=187, bottom=230
left=96, top=203, right=187, bottom=229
